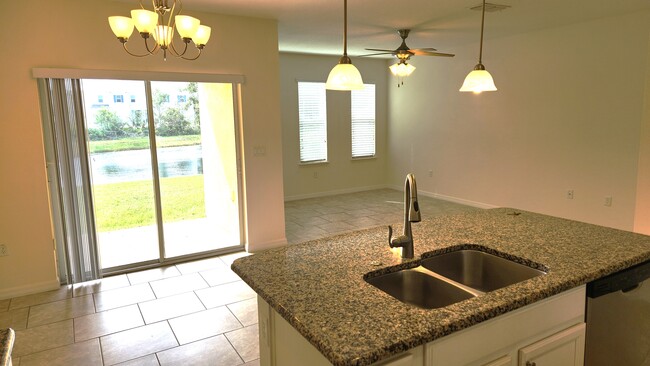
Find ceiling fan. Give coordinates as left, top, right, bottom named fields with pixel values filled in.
left=363, top=29, right=454, bottom=86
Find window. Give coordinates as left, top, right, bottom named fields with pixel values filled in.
left=98, top=95, right=104, bottom=103
left=113, top=95, right=124, bottom=103
left=298, top=82, right=327, bottom=163
left=351, top=84, right=376, bottom=158
left=177, top=95, right=187, bottom=103
left=130, top=95, right=136, bottom=103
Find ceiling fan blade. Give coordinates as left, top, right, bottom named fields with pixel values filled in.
left=410, top=47, right=438, bottom=52
left=365, top=48, right=397, bottom=53
left=411, top=50, right=455, bottom=57
left=359, top=52, right=395, bottom=57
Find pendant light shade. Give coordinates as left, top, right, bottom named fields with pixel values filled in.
left=460, top=0, right=497, bottom=93
left=389, top=62, right=416, bottom=77
left=326, top=0, right=364, bottom=91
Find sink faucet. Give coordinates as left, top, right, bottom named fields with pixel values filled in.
left=388, top=173, right=421, bottom=258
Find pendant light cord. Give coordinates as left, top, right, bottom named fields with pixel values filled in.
left=343, top=0, right=348, bottom=57
left=478, top=0, right=486, bottom=64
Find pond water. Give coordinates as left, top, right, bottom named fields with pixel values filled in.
left=90, top=145, right=203, bottom=185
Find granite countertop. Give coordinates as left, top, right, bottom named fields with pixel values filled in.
left=231, top=208, right=650, bottom=366
left=0, top=328, right=15, bottom=366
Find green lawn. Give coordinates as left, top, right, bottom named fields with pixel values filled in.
left=93, top=175, right=206, bottom=232
left=89, top=135, right=201, bottom=154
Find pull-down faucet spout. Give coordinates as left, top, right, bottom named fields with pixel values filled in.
left=388, top=173, right=421, bottom=258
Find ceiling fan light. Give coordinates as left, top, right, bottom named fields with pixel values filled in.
left=326, top=63, right=364, bottom=90
left=193, top=25, right=211, bottom=46
left=175, top=15, right=201, bottom=39
left=389, top=62, right=416, bottom=77
left=459, top=68, right=497, bottom=93
left=108, top=16, right=134, bottom=39
left=131, top=9, right=158, bottom=34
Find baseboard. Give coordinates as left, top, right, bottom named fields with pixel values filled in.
left=0, top=278, right=61, bottom=301
left=421, top=190, right=499, bottom=209
left=284, top=184, right=390, bottom=202
left=247, top=237, right=288, bottom=253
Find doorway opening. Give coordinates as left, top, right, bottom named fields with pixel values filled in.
left=81, top=79, right=243, bottom=272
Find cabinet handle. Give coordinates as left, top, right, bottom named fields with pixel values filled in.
left=526, top=362, right=536, bottom=366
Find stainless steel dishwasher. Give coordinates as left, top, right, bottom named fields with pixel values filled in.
left=585, top=259, right=650, bottom=366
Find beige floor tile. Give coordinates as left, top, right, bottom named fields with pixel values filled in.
left=115, top=354, right=160, bottom=366
left=316, top=221, right=356, bottom=233
left=0, top=299, right=9, bottom=312
left=139, top=292, right=205, bottom=324
left=225, top=324, right=259, bottom=362
left=73, top=274, right=131, bottom=297
left=199, top=266, right=241, bottom=287
left=219, top=251, right=251, bottom=267
left=19, top=338, right=102, bottom=366
left=149, top=273, right=208, bottom=298
left=9, top=286, right=72, bottom=310
left=94, top=283, right=155, bottom=312
left=12, top=320, right=74, bottom=358
left=244, top=359, right=260, bottom=366
left=168, top=306, right=242, bottom=345
left=0, top=307, right=29, bottom=330
left=195, top=281, right=256, bottom=309
left=74, top=304, right=144, bottom=342
left=28, top=295, right=95, bottom=328
left=227, top=298, right=258, bottom=327
left=127, top=266, right=181, bottom=285
left=175, top=257, right=226, bottom=275
left=101, top=322, right=178, bottom=365
left=157, top=334, right=243, bottom=365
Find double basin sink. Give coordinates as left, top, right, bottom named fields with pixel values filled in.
left=365, top=249, right=546, bottom=309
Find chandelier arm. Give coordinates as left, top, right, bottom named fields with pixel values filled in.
left=122, top=42, right=151, bottom=57
left=168, top=39, right=189, bottom=57
left=143, top=36, right=160, bottom=55
left=181, top=47, right=201, bottom=61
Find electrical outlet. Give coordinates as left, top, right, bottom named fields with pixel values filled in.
left=0, top=244, right=8, bottom=257
left=604, top=196, right=613, bottom=207
left=428, top=170, right=433, bottom=177
left=313, top=172, right=318, bottom=179
left=567, top=190, right=574, bottom=199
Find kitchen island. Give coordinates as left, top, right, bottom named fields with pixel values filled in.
left=231, top=208, right=650, bottom=366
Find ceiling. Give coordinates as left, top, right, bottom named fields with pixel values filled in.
left=140, top=0, right=650, bottom=57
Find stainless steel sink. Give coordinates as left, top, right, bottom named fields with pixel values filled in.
left=420, top=249, right=546, bottom=292
left=365, top=268, right=475, bottom=309
left=365, top=249, right=546, bottom=309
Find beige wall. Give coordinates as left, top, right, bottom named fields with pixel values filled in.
left=388, top=11, right=650, bottom=231
left=635, top=33, right=650, bottom=235
left=0, top=0, right=284, bottom=299
left=279, top=53, right=388, bottom=199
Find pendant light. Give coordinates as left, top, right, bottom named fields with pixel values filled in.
left=326, top=0, right=364, bottom=90
left=460, top=0, right=497, bottom=93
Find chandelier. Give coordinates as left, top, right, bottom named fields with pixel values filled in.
left=108, top=0, right=211, bottom=61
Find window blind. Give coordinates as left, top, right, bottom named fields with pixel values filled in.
left=298, top=82, right=327, bottom=163
left=351, top=84, right=376, bottom=158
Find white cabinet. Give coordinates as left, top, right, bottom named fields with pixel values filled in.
left=258, top=286, right=586, bottom=366
left=518, top=323, right=585, bottom=366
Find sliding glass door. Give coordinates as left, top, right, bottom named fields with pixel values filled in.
left=81, top=79, right=242, bottom=271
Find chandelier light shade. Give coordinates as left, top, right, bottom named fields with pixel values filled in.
left=108, top=0, right=211, bottom=61
left=460, top=0, right=497, bottom=93
left=389, top=61, right=416, bottom=88
left=326, top=0, right=364, bottom=91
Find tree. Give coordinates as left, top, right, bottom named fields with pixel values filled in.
left=94, top=109, right=126, bottom=140
left=128, top=110, right=148, bottom=137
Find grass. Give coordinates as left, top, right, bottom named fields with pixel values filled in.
left=93, top=175, right=206, bottom=232
left=89, top=135, right=201, bottom=154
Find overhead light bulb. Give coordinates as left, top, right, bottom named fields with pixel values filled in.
left=460, top=0, right=497, bottom=93
left=389, top=62, right=416, bottom=77
left=326, top=0, right=364, bottom=91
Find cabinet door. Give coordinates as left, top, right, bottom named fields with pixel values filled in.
left=483, top=354, right=513, bottom=366
left=518, top=323, right=585, bottom=366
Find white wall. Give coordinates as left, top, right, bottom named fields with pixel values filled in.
left=388, top=11, right=650, bottom=231
left=280, top=53, right=389, bottom=199
left=0, top=0, right=284, bottom=299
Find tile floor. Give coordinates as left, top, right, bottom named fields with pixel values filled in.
left=1, top=189, right=478, bottom=365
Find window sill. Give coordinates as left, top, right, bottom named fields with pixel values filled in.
left=351, top=156, right=377, bottom=161
left=299, top=160, right=329, bottom=166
